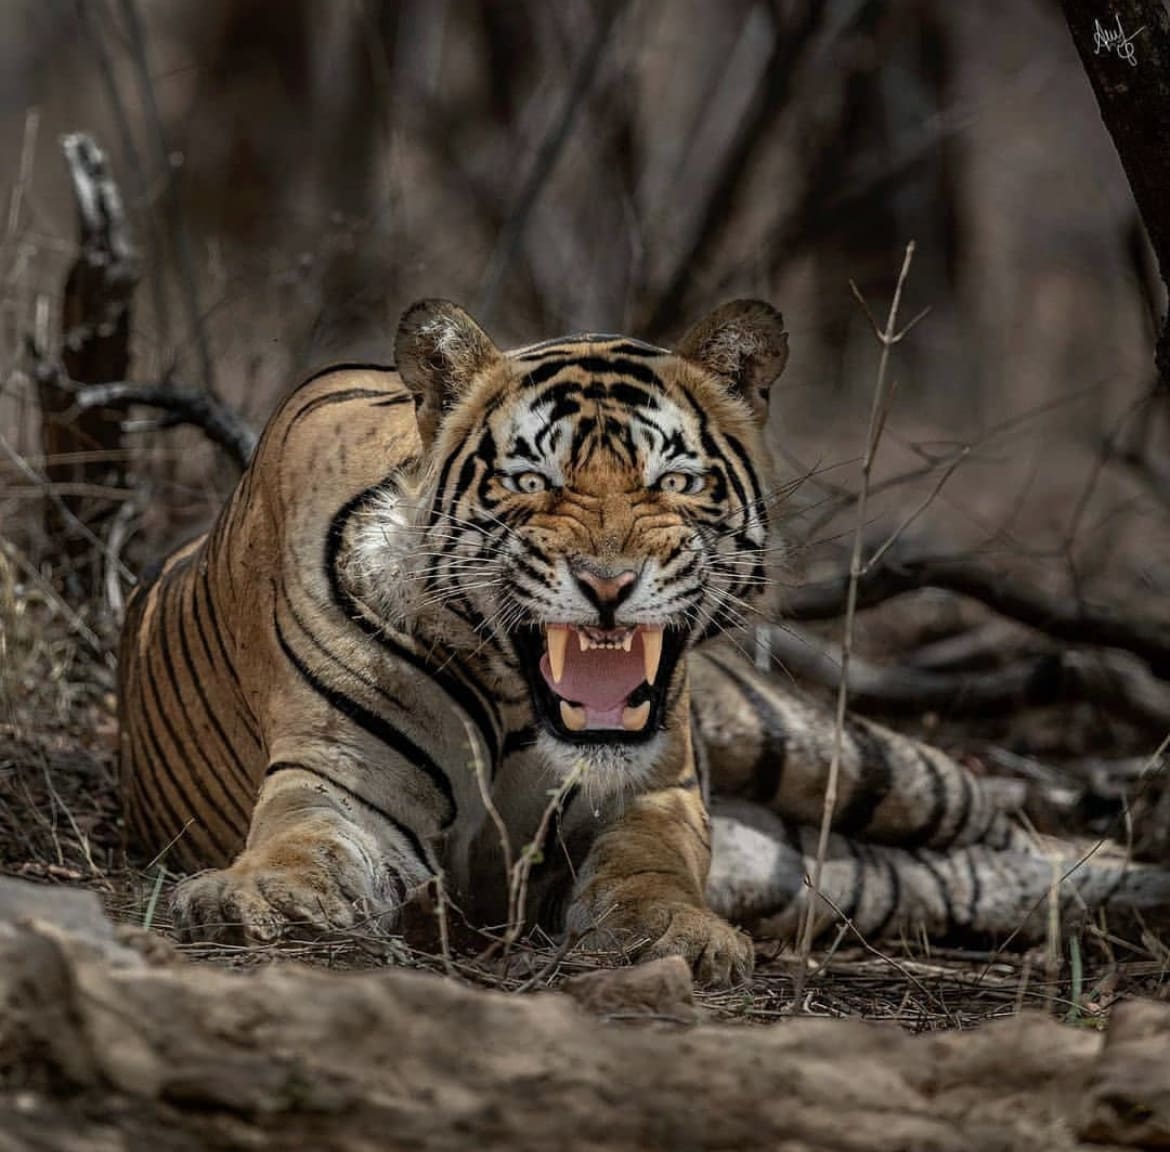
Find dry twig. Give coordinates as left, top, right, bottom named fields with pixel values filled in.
left=794, top=241, right=918, bottom=1005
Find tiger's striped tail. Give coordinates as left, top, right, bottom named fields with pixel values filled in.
left=690, top=646, right=1021, bottom=854
left=707, top=799, right=1170, bottom=945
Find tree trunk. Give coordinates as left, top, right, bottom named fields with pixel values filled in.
left=1059, top=0, right=1170, bottom=388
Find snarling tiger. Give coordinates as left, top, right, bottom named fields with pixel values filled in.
left=118, top=298, right=1170, bottom=985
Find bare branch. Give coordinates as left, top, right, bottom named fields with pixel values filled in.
left=638, top=3, right=825, bottom=338
left=77, top=0, right=171, bottom=347
left=764, top=624, right=1170, bottom=731
left=66, top=378, right=256, bottom=470
left=36, top=131, right=139, bottom=592
left=476, top=0, right=627, bottom=325
left=784, top=552, right=1170, bottom=670
left=116, top=0, right=217, bottom=397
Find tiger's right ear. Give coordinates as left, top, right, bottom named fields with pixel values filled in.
left=395, top=299, right=503, bottom=443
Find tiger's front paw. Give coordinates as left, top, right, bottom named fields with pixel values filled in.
left=643, top=906, right=754, bottom=988
left=171, top=841, right=397, bottom=946
left=576, top=899, right=754, bottom=988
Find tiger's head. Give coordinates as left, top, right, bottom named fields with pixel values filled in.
left=380, top=299, right=787, bottom=777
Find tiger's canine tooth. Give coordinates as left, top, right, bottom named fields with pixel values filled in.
left=621, top=701, right=651, bottom=731
left=642, top=626, right=663, bottom=686
left=547, top=625, right=568, bottom=684
left=560, top=700, right=587, bottom=731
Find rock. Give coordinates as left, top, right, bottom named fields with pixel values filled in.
left=0, top=876, right=1151, bottom=1151
left=0, top=876, right=116, bottom=945
left=1082, top=999, right=1170, bottom=1147
left=562, top=956, right=697, bottom=1021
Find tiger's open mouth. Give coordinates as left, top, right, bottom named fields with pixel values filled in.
left=513, top=624, right=687, bottom=744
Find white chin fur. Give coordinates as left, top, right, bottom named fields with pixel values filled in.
left=536, top=728, right=663, bottom=802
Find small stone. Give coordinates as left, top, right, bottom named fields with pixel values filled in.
left=562, top=955, right=697, bottom=1022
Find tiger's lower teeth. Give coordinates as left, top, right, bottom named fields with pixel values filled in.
left=558, top=699, right=650, bottom=731
left=560, top=700, right=588, bottom=731
left=621, top=701, right=651, bottom=731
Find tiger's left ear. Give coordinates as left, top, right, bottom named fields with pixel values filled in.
left=676, top=299, right=788, bottom=424
left=395, top=299, right=503, bottom=443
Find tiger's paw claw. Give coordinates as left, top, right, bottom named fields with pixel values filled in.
left=171, top=859, right=394, bottom=947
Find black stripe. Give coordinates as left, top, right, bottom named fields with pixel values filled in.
left=676, top=389, right=762, bottom=551
left=273, top=604, right=457, bottom=827
left=947, top=761, right=976, bottom=848
left=174, top=575, right=255, bottom=801
left=299, top=361, right=396, bottom=385
left=281, top=386, right=411, bottom=452
left=911, top=849, right=957, bottom=934
left=195, top=562, right=248, bottom=698
left=573, top=355, right=663, bottom=388
left=502, top=726, right=538, bottom=756
left=521, top=358, right=573, bottom=388
left=866, top=848, right=902, bottom=939
left=265, top=761, right=432, bottom=872
left=912, top=747, right=951, bottom=848
left=963, top=849, right=982, bottom=930
left=519, top=355, right=665, bottom=392
left=129, top=731, right=199, bottom=859
left=133, top=670, right=230, bottom=860
left=190, top=563, right=262, bottom=750
left=839, top=841, right=865, bottom=922
left=720, top=432, right=766, bottom=525
left=608, top=381, right=659, bottom=410
left=324, top=485, right=503, bottom=768
left=702, top=656, right=787, bottom=804
left=144, top=602, right=248, bottom=849
left=509, top=335, right=666, bottom=360
left=155, top=579, right=252, bottom=828
left=124, top=705, right=183, bottom=855
left=833, top=719, right=895, bottom=836
left=604, top=340, right=668, bottom=358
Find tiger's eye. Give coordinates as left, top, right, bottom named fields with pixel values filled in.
left=658, top=471, right=702, bottom=495
left=513, top=471, right=549, bottom=494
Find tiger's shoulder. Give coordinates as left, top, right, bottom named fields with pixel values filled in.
left=255, top=362, right=418, bottom=469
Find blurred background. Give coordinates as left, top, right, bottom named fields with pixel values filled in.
left=2, top=0, right=1169, bottom=770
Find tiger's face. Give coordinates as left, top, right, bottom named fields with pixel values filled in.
left=394, top=300, right=788, bottom=769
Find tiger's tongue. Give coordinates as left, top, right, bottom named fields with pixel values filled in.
left=539, top=636, right=646, bottom=712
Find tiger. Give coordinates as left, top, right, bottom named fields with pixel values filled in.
left=118, top=298, right=1170, bottom=986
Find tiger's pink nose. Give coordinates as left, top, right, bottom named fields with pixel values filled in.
left=571, top=563, right=638, bottom=607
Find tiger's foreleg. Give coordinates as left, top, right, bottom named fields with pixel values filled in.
left=563, top=725, right=754, bottom=987
left=172, top=762, right=435, bottom=945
